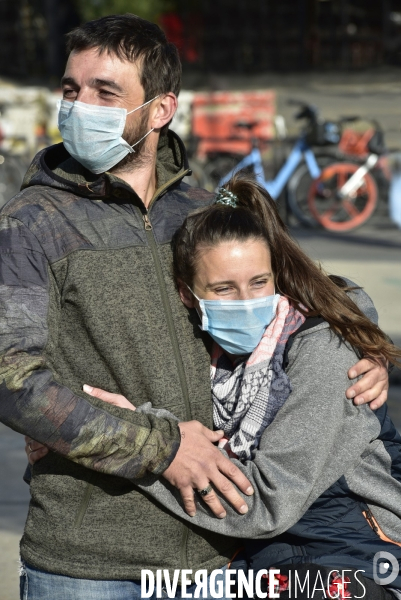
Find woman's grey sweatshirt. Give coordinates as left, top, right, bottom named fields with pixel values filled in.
left=135, top=286, right=401, bottom=545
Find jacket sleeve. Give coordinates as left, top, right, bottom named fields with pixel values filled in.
left=134, top=324, right=381, bottom=537
left=0, top=216, right=180, bottom=478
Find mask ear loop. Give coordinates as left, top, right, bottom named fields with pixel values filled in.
left=186, top=285, right=206, bottom=327
left=125, top=94, right=160, bottom=153
left=186, top=284, right=200, bottom=302
left=129, top=128, right=154, bottom=152
left=126, top=95, right=160, bottom=115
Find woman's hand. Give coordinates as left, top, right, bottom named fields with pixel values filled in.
left=346, top=358, right=389, bottom=409
left=82, top=385, right=136, bottom=411
left=24, top=386, right=136, bottom=465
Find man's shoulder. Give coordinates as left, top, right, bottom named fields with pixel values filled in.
left=1, top=144, right=81, bottom=223
left=0, top=183, right=74, bottom=228
left=152, top=181, right=214, bottom=245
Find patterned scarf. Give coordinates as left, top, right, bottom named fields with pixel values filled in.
left=211, top=296, right=305, bottom=460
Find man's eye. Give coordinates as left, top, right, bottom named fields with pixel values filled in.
left=63, top=89, right=76, bottom=98
left=99, top=90, right=115, bottom=97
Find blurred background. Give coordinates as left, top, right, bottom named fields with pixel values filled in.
left=0, top=2, right=400, bottom=599
left=4, top=0, right=401, bottom=80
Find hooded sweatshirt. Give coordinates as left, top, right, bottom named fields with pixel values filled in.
left=0, top=131, right=238, bottom=579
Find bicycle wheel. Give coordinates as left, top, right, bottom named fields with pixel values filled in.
left=287, top=155, right=336, bottom=227
left=0, top=153, right=25, bottom=208
left=307, top=162, right=378, bottom=232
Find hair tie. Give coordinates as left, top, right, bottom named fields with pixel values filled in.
left=214, top=188, right=238, bottom=208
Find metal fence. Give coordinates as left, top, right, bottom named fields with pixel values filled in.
left=1, top=0, right=401, bottom=81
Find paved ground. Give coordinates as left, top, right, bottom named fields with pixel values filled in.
left=294, top=224, right=401, bottom=349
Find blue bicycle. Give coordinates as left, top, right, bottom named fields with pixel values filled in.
left=203, top=102, right=343, bottom=226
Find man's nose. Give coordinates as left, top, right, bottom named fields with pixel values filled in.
left=75, top=88, right=98, bottom=105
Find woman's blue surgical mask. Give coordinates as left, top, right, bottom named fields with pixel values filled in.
left=189, top=289, right=280, bottom=355
left=57, top=96, right=159, bottom=174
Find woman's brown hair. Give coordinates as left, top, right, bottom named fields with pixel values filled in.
left=172, top=173, right=401, bottom=367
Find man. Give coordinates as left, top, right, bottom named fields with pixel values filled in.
left=0, top=13, right=387, bottom=599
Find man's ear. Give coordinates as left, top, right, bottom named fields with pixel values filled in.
left=178, top=280, right=195, bottom=308
left=151, top=93, right=177, bottom=131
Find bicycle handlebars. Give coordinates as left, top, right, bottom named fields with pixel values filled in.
left=287, top=99, right=319, bottom=123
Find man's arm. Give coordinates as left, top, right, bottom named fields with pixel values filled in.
left=0, top=216, right=180, bottom=479
left=3, top=216, right=251, bottom=508
left=0, top=216, right=181, bottom=478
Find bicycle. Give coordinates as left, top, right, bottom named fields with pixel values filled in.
left=208, top=102, right=340, bottom=212
left=209, top=102, right=384, bottom=232
left=288, top=115, right=388, bottom=230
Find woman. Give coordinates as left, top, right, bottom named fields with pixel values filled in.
left=27, top=175, right=401, bottom=598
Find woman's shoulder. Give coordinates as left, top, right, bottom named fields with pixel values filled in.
left=284, top=275, right=378, bottom=372
left=286, top=319, right=358, bottom=377
left=342, top=277, right=378, bottom=325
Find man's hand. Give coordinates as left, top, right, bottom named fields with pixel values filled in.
left=346, top=358, right=388, bottom=409
left=162, top=420, right=254, bottom=519
left=24, top=436, right=48, bottom=465
left=26, top=386, right=255, bottom=518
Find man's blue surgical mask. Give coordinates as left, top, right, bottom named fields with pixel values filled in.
left=57, top=96, right=159, bottom=174
left=189, top=289, right=280, bottom=355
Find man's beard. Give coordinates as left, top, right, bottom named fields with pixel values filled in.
left=111, top=107, right=152, bottom=173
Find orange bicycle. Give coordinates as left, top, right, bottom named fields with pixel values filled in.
left=307, top=125, right=386, bottom=231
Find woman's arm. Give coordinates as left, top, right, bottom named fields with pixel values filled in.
left=131, top=322, right=381, bottom=537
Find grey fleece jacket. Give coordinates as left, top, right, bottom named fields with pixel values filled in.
left=134, top=287, right=401, bottom=546
left=0, top=134, right=241, bottom=580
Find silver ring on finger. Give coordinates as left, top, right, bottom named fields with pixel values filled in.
left=28, top=441, right=33, bottom=452
left=197, top=484, right=213, bottom=497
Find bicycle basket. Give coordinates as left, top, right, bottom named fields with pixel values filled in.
left=338, top=128, right=373, bottom=157
left=307, top=121, right=341, bottom=146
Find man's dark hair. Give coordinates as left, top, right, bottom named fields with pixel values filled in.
left=66, top=14, right=182, bottom=102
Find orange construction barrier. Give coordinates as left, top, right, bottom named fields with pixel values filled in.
left=192, top=90, right=276, bottom=159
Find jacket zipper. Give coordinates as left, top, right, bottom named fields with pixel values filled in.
left=364, top=507, right=379, bottom=534
left=142, top=210, right=191, bottom=569
left=363, top=506, right=401, bottom=547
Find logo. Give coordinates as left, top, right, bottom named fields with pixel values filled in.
left=373, top=551, right=399, bottom=586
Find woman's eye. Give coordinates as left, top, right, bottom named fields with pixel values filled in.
left=214, top=287, right=231, bottom=294
left=253, top=279, right=268, bottom=287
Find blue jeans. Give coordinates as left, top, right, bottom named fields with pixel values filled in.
left=20, top=561, right=231, bottom=600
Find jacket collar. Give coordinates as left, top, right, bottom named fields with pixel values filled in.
left=22, top=130, right=190, bottom=205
